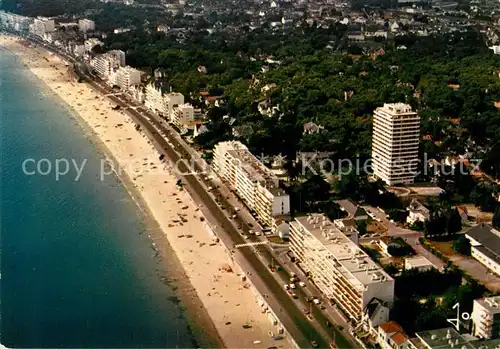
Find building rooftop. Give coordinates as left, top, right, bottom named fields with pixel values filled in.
left=405, top=255, right=434, bottom=269
left=222, top=141, right=285, bottom=194
left=416, top=328, right=476, bottom=349
left=376, top=102, right=417, bottom=116
left=293, top=214, right=392, bottom=288
left=466, top=224, right=500, bottom=266
left=475, top=296, right=500, bottom=314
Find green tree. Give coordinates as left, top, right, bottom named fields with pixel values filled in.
left=446, top=208, right=462, bottom=235
left=452, top=235, right=471, bottom=256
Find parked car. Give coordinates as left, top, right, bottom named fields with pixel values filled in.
left=289, top=283, right=296, bottom=289
left=291, top=293, right=298, bottom=299
left=284, top=284, right=289, bottom=290
left=299, top=281, right=306, bottom=287
left=313, top=298, right=321, bottom=305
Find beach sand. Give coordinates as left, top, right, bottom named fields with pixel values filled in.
left=0, top=35, right=292, bottom=349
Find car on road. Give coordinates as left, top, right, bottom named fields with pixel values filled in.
left=299, top=281, right=306, bottom=287
left=284, top=284, right=289, bottom=290
left=313, top=298, right=321, bottom=305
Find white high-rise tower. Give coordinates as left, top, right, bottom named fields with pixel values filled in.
left=372, top=103, right=420, bottom=185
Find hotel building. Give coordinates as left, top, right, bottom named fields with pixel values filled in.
left=29, top=17, right=55, bottom=38
left=78, top=19, right=95, bottom=32
left=108, top=66, right=141, bottom=90
left=212, top=141, right=290, bottom=226
left=471, top=296, right=500, bottom=339
left=144, top=82, right=184, bottom=119
left=372, top=103, right=420, bottom=185
left=171, top=103, right=203, bottom=132
left=91, top=50, right=126, bottom=79
left=289, top=214, right=394, bottom=321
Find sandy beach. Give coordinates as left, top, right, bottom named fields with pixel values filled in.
left=0, top=35, right=292, bottom=349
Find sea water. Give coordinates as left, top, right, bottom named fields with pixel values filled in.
left=0, top=48, right=197, bottom=348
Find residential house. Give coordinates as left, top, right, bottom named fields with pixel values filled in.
left=377, top=322, right=414, bottom=349
left=303, top=121, right=323, bottom=134
left=406, top=199, right=430, bottom=225
left=362, top=298, right=390, bottom=335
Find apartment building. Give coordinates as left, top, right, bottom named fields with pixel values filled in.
left=29, top=17, right=55, bottom=38
left=212, top=141, right=290, bottom=226
left=91, top=50, right=126, bottom=79
left=289, top=213, right=394, bottom=321
left=372, top=103, right=420, bottom=185
left=78, top=19, right=95, bottom=32
left=472, top=296, right=500, bottom=339
left=108, top=66, right=141, bottom=90
left=0, top=11, right=33, bottom=32
left=144, top=82, right=184, bottom=119
left=171, top=103, right=199, bottom=131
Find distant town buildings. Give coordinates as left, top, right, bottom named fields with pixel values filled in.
left=372, top=103, right=420, bottom=186
left=78, top=19, right=95, bottom=33
left=471, top=296, right=500, bottom=339
left=213, top=141, right=290, bottom=226
left=289, top=213, right=394, bottom=321
left=465, top=224, right=500, bottom=276
left=0, top=11, right=33, bottom=32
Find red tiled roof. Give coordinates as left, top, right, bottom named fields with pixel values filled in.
left=379, top=321, right=404, bottom=334
left=391, top=332, right=409, bottom=345
left=494, top=101, right=500, bottom=108
left=206, top=96, right=218, bottom=101
left=199, top=91, right=209, bottom=96
left=448, top=118, right=461, bottom=125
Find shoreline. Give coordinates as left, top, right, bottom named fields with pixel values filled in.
left=0, top=34, right=289, bottom=349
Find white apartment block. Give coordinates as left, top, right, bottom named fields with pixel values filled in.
left=472, top=296, right=500, bottom=339
left=0, top=11, right=33, bottom=32
left=84, top=38, right=103, bottom=52
left=78, top=19, right=95, bottom=32
left=171, top=103, right=195, bottom=130
left=29, top=17, right=55, bottom=38
left=372, top=103, right=420, bottom=186
left=91, top=50, right=126, bottom=79
left=108, top=66, right=141, bottom=90
left=290, top=213, right=394, bottom=321
left=144, top=82, right=184, bottom=119
left=212, top=141, right=290, bottom=226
